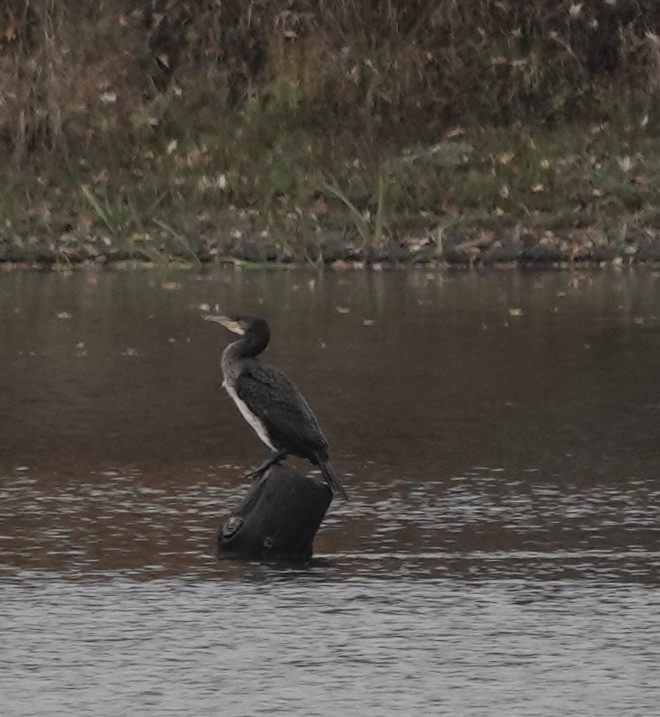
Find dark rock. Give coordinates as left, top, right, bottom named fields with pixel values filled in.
left=482, top=243, right=524, bottom=264
left=523, top=244, right=569, bottom=264
left=442, top=247, right=472, bottom=265
left=581, top=245, right=618, bottom=262
left=229, top=237, right=281, bottom=263
left=317, top=236, right=352, bottom=263
left=228, top=238, right=270, bottom=263
left=635, top=239, right=660, bottom=262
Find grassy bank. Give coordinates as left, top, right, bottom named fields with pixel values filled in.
left=2, top=2, right=660, bottom=266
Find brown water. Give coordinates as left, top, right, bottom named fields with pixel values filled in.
left=1, top=267, right=659, bottom=715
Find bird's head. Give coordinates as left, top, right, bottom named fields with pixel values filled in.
left=203, top=314, right=270, bottom=343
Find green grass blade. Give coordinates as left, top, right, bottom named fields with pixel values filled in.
left=323, top=181, right=370, bottom=245
left=81, top=185, right=114, bottom=234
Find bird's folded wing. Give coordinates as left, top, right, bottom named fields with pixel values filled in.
left=235, top=363, right=327, bottom=451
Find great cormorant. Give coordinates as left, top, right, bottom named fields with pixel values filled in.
left=204, top=314, right=348, bottom=500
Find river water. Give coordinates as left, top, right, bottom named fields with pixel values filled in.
left=1, top=267, right=659, bottom=715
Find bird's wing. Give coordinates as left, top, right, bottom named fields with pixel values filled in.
left=235, top=361, right=328, bottom=454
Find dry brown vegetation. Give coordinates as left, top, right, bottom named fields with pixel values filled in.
left=2, top=1, right=660, bottom=263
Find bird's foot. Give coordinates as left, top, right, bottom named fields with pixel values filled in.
left=243, top=450, right=288, bottom=481
left=244, top=466, right=266, bottom=481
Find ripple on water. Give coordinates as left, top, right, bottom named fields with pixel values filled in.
left=2, top=577, right=660, bottom=716
left=1, top=465, right=659, bottom=583
left=2, top=269, right=660, bottom=714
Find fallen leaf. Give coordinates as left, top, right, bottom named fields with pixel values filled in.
left=617, top=156, right=632, bottom=172
left=56, top=311, right=72, bottom=320
left=311, top=198, right=329, bottom=218
left=442, top=198, right=459, bottom=217
left=508, top=308, right=524, bottom=317
left=99, top=91, right=117, bottom=105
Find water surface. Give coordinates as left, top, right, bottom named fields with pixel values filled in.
left=1, top=268, right=659, bottom=715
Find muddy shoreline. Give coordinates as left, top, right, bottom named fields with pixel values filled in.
left=2, top=224, right=660, bottom=270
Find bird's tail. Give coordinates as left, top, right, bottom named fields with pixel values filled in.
left=317, top=458, right=349, bottom=501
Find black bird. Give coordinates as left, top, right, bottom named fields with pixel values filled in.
left=204, top=314, right=348, bottom=499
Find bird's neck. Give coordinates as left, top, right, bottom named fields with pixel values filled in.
left=223, top=334, right=268, bottom=361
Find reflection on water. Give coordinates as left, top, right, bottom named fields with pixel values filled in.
left=1, top=268, right=660, bottom=715
left=3, top=465, right=658, bottom=583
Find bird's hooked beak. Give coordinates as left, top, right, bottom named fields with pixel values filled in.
left=202, top=314, right=245, bottom=335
